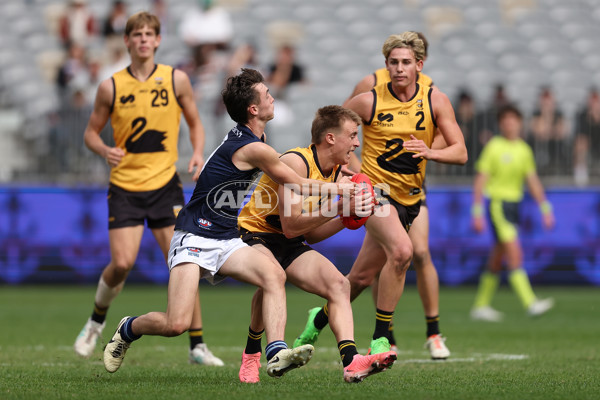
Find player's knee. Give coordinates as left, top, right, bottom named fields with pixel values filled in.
left=389, top=244, right=413, bottom=273
left=327, top=274, right=350, bottom=300
left=412, top=247, right=431, bottom=269
left=262, top=263, right=286, bottom=289
left=110, top=257, right=135, bottom=274
left=347, top=272, right=373, bottom=293
left=165, top=320, right=190, bottom=337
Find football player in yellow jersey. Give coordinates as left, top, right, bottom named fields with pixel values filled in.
left=236, top=105, right=395, bottom=383
left=74, top=12, right=223, bottom=366
left=326, top=32, right=466, bottom=357
left=470, top=105, right=555, bottom=322
left=338, top=31, right=451, bottom=359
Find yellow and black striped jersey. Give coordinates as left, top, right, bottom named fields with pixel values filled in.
left=109, top=64, right=182, bottom=192
left=373, top=67, right=433, bottom=88
left=361, top=82, right=436, bottom=206
left=238, top=145, right=341, bottom=234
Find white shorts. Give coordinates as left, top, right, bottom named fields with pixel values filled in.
left=168, top=230, right=248, bottom=285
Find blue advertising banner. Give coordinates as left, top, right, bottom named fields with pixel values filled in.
left=1, top=186, right=598, bottom=285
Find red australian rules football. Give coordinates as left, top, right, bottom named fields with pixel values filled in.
left=341, top=173, right=375, bottom=230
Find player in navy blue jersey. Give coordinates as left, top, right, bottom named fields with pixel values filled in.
left=102, top=68, right=355, bottom=380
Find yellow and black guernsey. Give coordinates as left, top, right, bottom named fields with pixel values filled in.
left=109, top=64, right=182, bottom=192
left=373, top=67, right=433, bottom=88
left=238, top=145, right=341, bottom=235
left=361, top=82, right=436, bottom=206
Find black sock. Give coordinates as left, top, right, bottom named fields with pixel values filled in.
left=245, top=327, right=264, bottom=354
left=91, top=304, right=108, bottom=324
left=189, top=328, right=204, bottom=350
left=373, top=308, right=394, bottom=340
left=426, top=315, right=440, bottom=337
left=388, top=321, right=396, bottom=345
left=313, top=304, right=330, bottom=330
left=338, top=340, right=358, bottom=368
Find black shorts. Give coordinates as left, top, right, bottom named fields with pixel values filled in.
left=107, top=173, right=185, bottom=230
left=239, top=228, right=313, bottom=269
left=381, top=195, right=421, bottom=232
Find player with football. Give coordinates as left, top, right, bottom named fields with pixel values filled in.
left=236, top=105, right=396, bottom=383
left=102, top=68, right=360, bottom=379
left=74, top=11, right=222, bottom=366
left=295, top=32, right=467, bottom=356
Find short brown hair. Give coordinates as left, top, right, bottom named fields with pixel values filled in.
left=125, top=11, right=160, bottom=36
left=382, top=31, right=425, bottom=62
left=311, top=105, right=361, bottom=145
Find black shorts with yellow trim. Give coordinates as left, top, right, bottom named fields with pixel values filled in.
left=107, top=173, right=184, bottom=230
left=239, top=228, right=313, bottom=270
left=379, top=195, right=421, bottom=232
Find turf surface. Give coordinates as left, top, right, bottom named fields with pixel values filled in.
left=0, top=284, right=598, bottom=399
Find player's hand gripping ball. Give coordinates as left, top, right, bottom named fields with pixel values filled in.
left=341, top=173, right=375, bottom=230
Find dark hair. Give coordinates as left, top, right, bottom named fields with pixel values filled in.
left=497, top=104, right=522, bottom=122
left=221, top=68, right=265, bottom=124
left=311, top=105, right=361, bottom=144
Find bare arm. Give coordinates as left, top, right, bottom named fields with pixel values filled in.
left=403, top=90, right=468, bottom=165
left=174, top=69, right=205, bottom=181
left=83, top=78, right=125, bottom=167
left=233, top=142, right=352, bottom=195
left=526, top=172, right=555, bottom=229
left=278, top=153, right=347, bottom=239
left=342, top=74, right=375, bottom=107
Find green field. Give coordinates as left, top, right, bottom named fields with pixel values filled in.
left=0, top=284, right=598, bottom=399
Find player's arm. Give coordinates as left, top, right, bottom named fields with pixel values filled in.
left=341, top=73, right=375, bottom=107
left=83, top=78, right=125, bottom=167
left=174, top=69, right=205, bottom=181
left=234, top=142, right=352, bottom=195
left=277, top=153, right=362, bottom=240
left=404, top=90, right=468, bottom=165
left=526, top=172, right=555, bottom=229
left=471, top=171, right=488, bottom=233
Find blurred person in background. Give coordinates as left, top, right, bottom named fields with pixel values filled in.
left=471, top=104, right=555, bottom=322
left=573, top=88, right=600, bottom=186
left=74, top=11, right=224, bottom=367
left=527, top=86, right=570, bottom=176
left=265, top=44, right=306, bottom=126
left=295, top=32, right=466, bottom=359
left=103, top=0, right=128, bottom=38
left=58, top=0, right=97, bottom=48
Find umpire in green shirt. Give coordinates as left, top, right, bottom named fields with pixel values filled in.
left=470, top=104, right=555, bottom=322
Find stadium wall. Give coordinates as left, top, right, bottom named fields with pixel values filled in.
left=0, top=186, right=598, bottom=286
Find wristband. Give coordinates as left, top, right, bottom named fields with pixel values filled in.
left=540, top=201, right=552, bottom=215
left=471, top=204, right=483, bottom=217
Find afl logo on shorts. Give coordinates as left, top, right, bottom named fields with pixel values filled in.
left=197, top=218, right=213, bottom=228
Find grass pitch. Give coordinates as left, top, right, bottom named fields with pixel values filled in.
left=0, top=284, right=598, bottom=399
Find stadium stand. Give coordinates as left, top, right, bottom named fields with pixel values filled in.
left=0, top=0, right=598, bottom=185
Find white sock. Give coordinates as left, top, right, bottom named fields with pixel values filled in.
left=94, top=276, right=124, bottom=308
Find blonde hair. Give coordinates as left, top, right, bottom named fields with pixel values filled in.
left=381, top=31, right=425, bottom=62
left=125, top=11, right=161, bottom=36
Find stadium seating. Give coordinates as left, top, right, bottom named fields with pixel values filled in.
left=0, top=0, right=598, bottom=183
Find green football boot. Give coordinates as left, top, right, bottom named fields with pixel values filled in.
left=369, top=336, right=391, bottom=355
left=293, top=307, right=323, bottom=348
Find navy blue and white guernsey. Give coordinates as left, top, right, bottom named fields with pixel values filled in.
left=175, top=124, right=265, bottom=239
